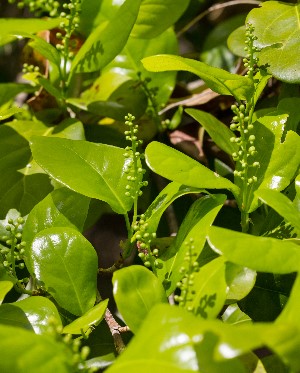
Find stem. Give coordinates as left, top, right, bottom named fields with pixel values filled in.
left=124, top=213, right=131, bottom=238
left=104, top=308, right=129, bottom=354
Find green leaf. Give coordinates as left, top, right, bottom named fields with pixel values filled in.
left=22, top=187, right=90, bottom=250
left=186, top=257, right=227, bottom=319
left=112, top=265, right=167, bottom=333
left=86, top=28, right=178, bottom=107
left=0, top=18, right=62, bottom=46
left=131, top=0, right=190, bottom=39
left=11, top=296, right=62, bottom=335
left=106, top=303, right=300, bottom=372
left=0, top=107, right=24, bottom=121
left=186, top=108, right=238, bottom=155
left=0, top=304, right=33, bottom=331
left=236, top=113, right=300, bottom=213
left=207, top=226, right=300, bottom=274
left=0, top=83, right=35, bottom=107
left=225, top=263, right=256, bottom=303
left=133, top=181, right=204, bottom=242
left=145, top=141, right=239, bottom=195
left=71, top=0, right=142, bottom=74
left=30, top=137, right=136, bottom=214
left=157, top=194, right=226, bottom=295
left=0, top=120, right=85, bottom=218
left=0, top=325, right=74, bottom=373
left=29, top=227, right=98, bottom=316
left=277, top=274, right=300, bottom=327
left=222, top=304, right=252, bottom=325
left=256, top=189, right=300, bottom=236
left=0, top=281, right=13, bottom=305
left=142, top=54, right=253, bottom=101
left=247, top=1, right=300, bottom=83
left=63, top=299, right=108, bottom=335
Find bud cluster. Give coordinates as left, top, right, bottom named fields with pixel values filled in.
left=243, top=23, right=260, bottom=79
left=22, top=63, right=40, bottom=74
left=174, top=238, right=199, bottom=311
left=8, top=0, right=61, bottom=17
left=55, top=0, right=81, bottom=62
left=0, top=216, right=27, bottom=282
left=123, top=114, right=148, bottom=200
left=133, top=216, right=162, bottom=269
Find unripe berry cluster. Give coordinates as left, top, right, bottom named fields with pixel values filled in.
left=174, top=238, right=199, bottom=311
left=0, top=216, right=27, bottom=282
left=9, top=0, right=61, bottom=17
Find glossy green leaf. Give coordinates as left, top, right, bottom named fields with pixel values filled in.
left=157, top=194, right=226, bottom=295
left=277, top=274, right=300, bottom=327
left=0, top=120, right=85, bottom=218
left=0, top=304, right=33, bottom=331
left=71, top=0, right=142, bottom=74
left=112, top=265, right=167, bottom=333
left=0, top=18, right=62, bottom=46
left=133, top=181, right=204, bottom=242
left=12, top=296, right=62, bottom=335
left=30, top=137, right=136, bottom=214
left=0, top=325, right=73, bottom=373
left=236, top=113, right=300, bottom=213
left=63, top=299, right=108, bottom=335
left=145, top=141, right=239, bottom=196
left=22, top=187, right=90, bottom=252
left=131, top=0, right=190, bottom=39
left=208, top=226, right=300, bottom=274
left=142, top=54, right=253, bottom=101
left=186, top=108, right=238, bottom=155
left=0, top=281, right=13, bottom=305
left=247, top=1, right=300, bottom=83
left=225, top=263, right=256, bottom=303
left=106, top=303, right=300, bottom=372
left=186, top=257, right=227, bottom=319
left=256, top=189, right=300, bottom=235
left=222, top=304, right=252, bottom=325
left=29, top=227, right=98, bottom=316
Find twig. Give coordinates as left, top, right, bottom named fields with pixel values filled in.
left=104, top=308, right=130, bottom=354
left=177, top=0, right=261, bottom=38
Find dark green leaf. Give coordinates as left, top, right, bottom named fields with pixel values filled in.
left=0, top=83, right=35, bottom=107
left=29, top=227, right=98, bottom=315
left=0, top=304, right=33, bottom=331
left=112, top=265, right=167, bottom=333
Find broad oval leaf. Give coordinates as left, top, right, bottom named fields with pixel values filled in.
left=22, top=187, right=90, bottom=251
left=12, top=296, right=62, bottom=335
left=145, top=141, right=239, bottom=195
left=113, top=265, right=167, bottom=333
left=29, top=227, right=98, bottom=316
left=247, top=1, right=300, bottom=83
left=63, top=299, right=108, bottom=335
left=225, top=263, right=256, bottom=303
left=30, top=137, right=135, bottom=214
left=142, top=54, right=253, bottom=101
left=0, top=325, right=74, bottom=373
left=208, top=226, right=300, bottom=274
